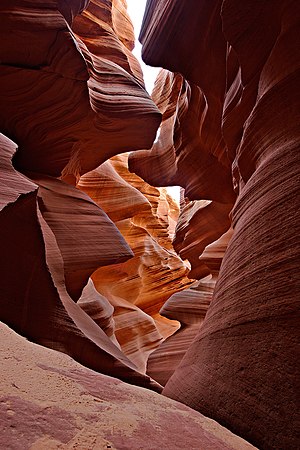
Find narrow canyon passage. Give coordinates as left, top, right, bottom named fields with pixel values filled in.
left=0, top=1, right=299, bottom=450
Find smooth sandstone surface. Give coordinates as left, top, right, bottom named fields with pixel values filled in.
left=0, top=1, right=299, bottom=449
left=0, top=134, right=164, bottom=391
left=79, top=153, right=192, bottom=372
left=0, top=323, right=257, bottom=450
left=0, top=0, right=192, bottom=396
left=0, top=0, right=161, bottom=180
left=131, top=1, right=300, bottom=449
left=147, top=227, right=233, bottom=387
left=0, top=1, right=165, bottom=390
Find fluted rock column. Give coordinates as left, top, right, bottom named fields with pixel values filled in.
left=163, top=2, right=300, bottom=448
left=164, top=142, right=300, bottom=450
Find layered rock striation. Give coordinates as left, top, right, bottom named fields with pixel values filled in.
left=0, top=0, right=160, bottom=180
left=147, top=227, right=233, bottom=387
left=0, top=0, right=194, bottom=395
left=1, top=1, right=299, bottom=449
left=128, top=1, right=300, bottom=449
left=78, top=153, right=192, bottom=372
left=0, top=0, right=168, bottom=391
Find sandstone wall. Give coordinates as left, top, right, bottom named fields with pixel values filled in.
left=0, top=1, right=299, bottom=448
left=128, top=1, right=300, bottom=449
left=0, top=0, right=165, bottom=391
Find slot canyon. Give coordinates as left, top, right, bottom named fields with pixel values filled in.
left=0, top=1, right=299, bottom=449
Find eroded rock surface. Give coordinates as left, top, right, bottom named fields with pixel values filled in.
left=0, top=0, right=160, bottom=180
left=0, top=0, right=192, bottom=395
left=0, top=1, right=299, bottom=449
left=78, top=153, right=192, bottom=372
left=130, top=1, right=300, bottom=449
left=0, top=0, right=165, bottom=390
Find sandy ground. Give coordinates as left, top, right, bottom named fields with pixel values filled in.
left=0, top=322, right=256, bottom=450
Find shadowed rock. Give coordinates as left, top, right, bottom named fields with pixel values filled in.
left=132, top=1, right=300, bottom=449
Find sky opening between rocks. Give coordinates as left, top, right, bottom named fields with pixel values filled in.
left=126, top=0, right=181, bottom=204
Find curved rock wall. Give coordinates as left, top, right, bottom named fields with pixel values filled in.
left=0, top=0, right=160, bottom=180
left=129, top=1, right=300, bottom=449
left=0, top=0, right=196, bottom=394
left=0, top=0, right=167, bottom=391
left=1, top=1, right=299, bottom=448
left=148, top=228, right=233, bottom=386
left=78, top=153, right=192, bottom=372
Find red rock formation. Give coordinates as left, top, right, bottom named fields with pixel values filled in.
left=132, top=1, right=300, bottom=449
left=0, top=1, right=164, bottom=390
left=147, top=229, right=233, bottom=386
left=129, top=69, right=236, bottom=203
left=0, top=133, right=164, bottom=391
left=78, top=153, right=193, bottom=372
left=0, top=0, right=195, bottom=391
left=1, top=1, right=299, bottom=448
left=77, top=278, right=119, bottom=346
left=0, top=322, right=256, bottom=450
left=0, top=0, right=160, bottom=181
left=173, top=199, right=232, bottom=279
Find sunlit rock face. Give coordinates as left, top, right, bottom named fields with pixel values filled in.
left=0, top=0, right=195, bottom=396
left=147, top=227, right=233, bottom=386
left=0, top=130, right=164, bottom=391
left=129, top=1, right=300, bottom=449
left=78, top=153, right=193, bottom=372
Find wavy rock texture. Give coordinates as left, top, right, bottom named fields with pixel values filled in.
left=0, top=134, right=164, bottom=391
left=129, top=69, right=236, bottom=203
left=131, top=1, right=300, bottom=449
left=0, top=0, right=160, bottom=180
left=173, top=199, right=233, bottom=279
left=0, top=322, right=256, bottom=450
left=0, top=0, right=193, bottom=390
left=147, top=228, right=233, bottom=386
left=0, top=0, right=168, bottom=391
left=1, top=1, right=299, bottom=449
left=78, top=153, right=193, bottom=372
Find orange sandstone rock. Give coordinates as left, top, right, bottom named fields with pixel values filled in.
left=0, top=0, right=160, bottom=180
left=78, top=154, right=193, bottom=372
left=0, top=135, right=161, bottom=391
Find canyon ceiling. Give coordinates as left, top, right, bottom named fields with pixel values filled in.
left=0, top=1, right=299, bottom=449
